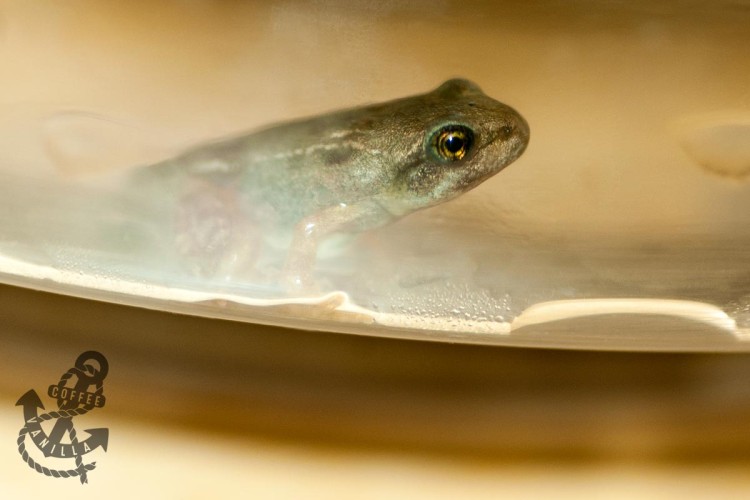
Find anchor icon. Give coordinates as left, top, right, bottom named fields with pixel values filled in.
left=16, top=351, right=109, bottom=484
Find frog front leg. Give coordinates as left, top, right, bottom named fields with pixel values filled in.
left=282, top=199, right=393, bottom=294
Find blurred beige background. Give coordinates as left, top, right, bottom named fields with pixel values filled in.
left=2, top=283, right=750, bottom=497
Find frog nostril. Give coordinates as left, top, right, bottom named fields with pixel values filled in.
left=501, top=125, right=514, bottom=137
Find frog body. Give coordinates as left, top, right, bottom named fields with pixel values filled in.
left=133, top=79, right=530, bottom=290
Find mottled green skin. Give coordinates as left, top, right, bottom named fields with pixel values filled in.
left=135, top=79, right=530, bottom=287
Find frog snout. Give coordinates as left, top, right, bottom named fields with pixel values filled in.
left=509, top=112, right=530, bottom=156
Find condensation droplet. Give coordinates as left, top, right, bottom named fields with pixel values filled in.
left=674, top=112, right=750, bottom=179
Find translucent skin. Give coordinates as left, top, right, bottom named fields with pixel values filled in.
left=136, top=79, right=530, bottom=290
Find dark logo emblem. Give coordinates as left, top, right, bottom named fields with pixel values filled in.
left=15, top=351, right=109, bottom=484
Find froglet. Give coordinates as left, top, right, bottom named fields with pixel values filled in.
left=133, top=79, right=530, bottom=291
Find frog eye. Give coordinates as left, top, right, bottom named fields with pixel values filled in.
left=431, top=125, right=474, bottom=162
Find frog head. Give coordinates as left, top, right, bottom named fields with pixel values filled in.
left=380, top=79, right=529, bottom=215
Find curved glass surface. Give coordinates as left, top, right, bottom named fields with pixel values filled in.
left=1, top=1, right=748, bottom=350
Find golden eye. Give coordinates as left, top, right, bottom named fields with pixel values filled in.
left=432, top=125, right=474, bottom=161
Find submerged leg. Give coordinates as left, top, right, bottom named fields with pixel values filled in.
left=282, top=201, right=393, bottom=294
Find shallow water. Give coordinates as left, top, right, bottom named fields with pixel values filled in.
left=0, top=0, right=748, bottom=350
